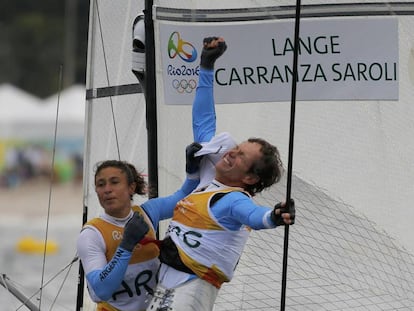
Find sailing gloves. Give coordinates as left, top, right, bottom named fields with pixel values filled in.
left=200, top=37, right=227, bottom=70
left=271, top=199, right=296, bottom=226
left=185, top=142, right=203, bottom=175
left=120, top=212, right=149, bottom=252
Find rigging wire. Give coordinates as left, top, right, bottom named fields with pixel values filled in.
left=95, top=0, right=121, bottom=160
left=280, top=0, right=302, bottom=310
left=1, top=66, right=80, bottom=311
left=14, top=256, right=79, bottom=311
left=48, top=256, right=78, bottom=311
left=37, top=64, right=64, bottom=311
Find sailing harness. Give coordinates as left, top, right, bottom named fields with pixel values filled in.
left=139, top=233, right=192, bottom=276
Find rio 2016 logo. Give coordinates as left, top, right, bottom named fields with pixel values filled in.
left=168, top=32, right=197, bottom=62
left=167, top=32, right=198, bottom=93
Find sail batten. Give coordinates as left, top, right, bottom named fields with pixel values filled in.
left=155, top=2, right=414, bottom=22
left=85, top=83, right=142, bottom=100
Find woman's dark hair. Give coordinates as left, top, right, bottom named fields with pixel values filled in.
left=245, top=137, right=284, bottom=196
left=94, top=160, right=147, bottom=196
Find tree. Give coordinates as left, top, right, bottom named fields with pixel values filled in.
left=0, top=0, right=89, bottom=97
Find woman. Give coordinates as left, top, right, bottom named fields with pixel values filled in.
left=76, top=158, right=199, bottom=311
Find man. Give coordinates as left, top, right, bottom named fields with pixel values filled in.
left=146, top=37, right=295, bottom=311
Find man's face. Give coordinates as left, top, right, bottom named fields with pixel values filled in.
left=215, top=141, right=262, bottom=188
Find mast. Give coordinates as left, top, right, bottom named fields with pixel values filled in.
left=144, top=0, right=159, bottom=200
left=75, top=0, right=95, bottom=309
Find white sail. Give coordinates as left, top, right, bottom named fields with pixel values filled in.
left=79, top=0, right=414, bottom=310
left=153, top=1, right=414, bottom=310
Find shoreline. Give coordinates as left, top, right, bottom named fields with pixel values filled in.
left=0, top=178, right=83, bottom=218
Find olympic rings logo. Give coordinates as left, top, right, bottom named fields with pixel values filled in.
left=168, top=32, right=197, bottom=63
left=172, top=79, right=197, bottom=93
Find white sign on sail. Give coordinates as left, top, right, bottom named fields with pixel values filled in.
left=157, top=17, right=398, bottom=104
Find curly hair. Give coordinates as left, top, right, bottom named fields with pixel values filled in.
left=245, top=138, right=284, bottom=196
left=94, top=160, right=147, bottom=197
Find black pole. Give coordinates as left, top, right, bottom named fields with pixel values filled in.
left=75, top=205, right=88, bottom=311
left=280, top=0, right=302, bottom=310
left=144, top=0, right=159, bottom=201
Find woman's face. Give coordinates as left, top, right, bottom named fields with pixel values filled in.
left=95, top=167, right=135, bottom=218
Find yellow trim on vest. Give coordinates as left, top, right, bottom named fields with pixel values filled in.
left=85, top=206, right=159, bottom=263
left=174, top=188, right=244, bottom=230
left=172, top=188, right=249, bottom=288
left=178, top=245, right=228, bottom=289
left=96, top=301, right=119, bottom=311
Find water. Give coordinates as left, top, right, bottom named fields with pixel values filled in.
left=0, top=181, right=85, bottom=310
left=0, top=216, right=81, bottom=310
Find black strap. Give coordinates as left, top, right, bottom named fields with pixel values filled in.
left=159, top=236, right=195, bottom=274
left=210, top=191, right=249, bottom=206
left=209, top=192, right=228, bottom=206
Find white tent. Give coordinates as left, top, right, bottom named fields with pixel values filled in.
left=42, top=84, right=86, bottom=138
left=0, top=83, right=85, bottom=140
left=0, top=84, right=43, bottom=138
